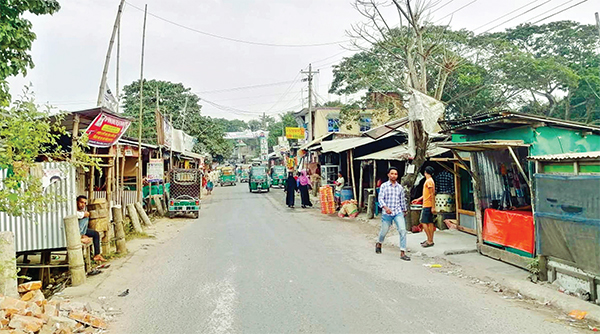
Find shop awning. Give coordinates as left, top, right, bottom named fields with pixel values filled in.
left=299, top=133, right=334, bottom=151
left=179, top=151, right=204, bottom=160
left=356, top=144, right=449, bottom=161
left=528, top=151, right=600, bottom=161
left=437, top=140, right=528, bottom=152
left=363, top=117, right=409, bottom=139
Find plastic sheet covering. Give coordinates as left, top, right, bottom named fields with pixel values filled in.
left=534, top=174, right=600, bottom=275
left=483, top=209, right=534, bottom=254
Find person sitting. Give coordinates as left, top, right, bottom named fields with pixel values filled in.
left=76, top=195, right=106, bottom=262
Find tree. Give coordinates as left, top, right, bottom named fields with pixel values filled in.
left=247, top=120, right=262, bottom=132
left=0, top=0, right=61, bottom=105
left=121, top=79, right=232, bottom=159
left=266, top=112, right=298, bottom=149
left=212, top=118, right=248, bottom=132
left=348, top=0, right=461, bottom=192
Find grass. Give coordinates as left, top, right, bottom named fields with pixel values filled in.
left=125, top=231, right=155, bottom=242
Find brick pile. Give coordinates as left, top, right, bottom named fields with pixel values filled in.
left=319, top=186, right=336, bottom=214
left=0, top=281, right=108, bottom=333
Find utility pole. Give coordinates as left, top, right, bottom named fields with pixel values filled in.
left=180, top=97, right=189, bottom=131
left=137, top=4, right=148, bottom=203
left=115, top=22, right=121, bottom=113
left=301, top=64, right=318, bottom=142
left=97, top=0, right=125, bottom=107
left=596, top=12, right=600, bottom=38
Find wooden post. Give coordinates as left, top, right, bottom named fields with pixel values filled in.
left=0, top=232, right=18, bottom=298
left=71, top=114, right=80, bottom=161
left=112, top=206, right=127, bottom=254
left=538, top=255, right=548, bottom=281
left=107, top=157, right=114, bottom=208
left=126, top=203, right=143, bottom=233
left=63, top=216, right=86, bottom=286
left=152, top=195, right=164, bottom=216
left=350, top=150, right=357, bottom=201
left=470, top=156, right=484, bottom=247
left=135, top=202, right=152, bottom=226
left=358, top=161, right=364, bottom=211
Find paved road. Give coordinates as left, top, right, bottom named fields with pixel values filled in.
left=113, top=184, right=578, bottom=334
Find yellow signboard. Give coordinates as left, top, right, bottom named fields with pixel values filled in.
left=285, top=127, right=305, bottom=139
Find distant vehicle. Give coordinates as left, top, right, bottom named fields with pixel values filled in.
left=166, top=169, right=201, bottom=219
left=219, top=166, right=236, bottom=186
left=238, top=164, right=250, bottom=183
left=249, top=165, right=269, bottom=193
left=270, top=165, right=287, bottom=188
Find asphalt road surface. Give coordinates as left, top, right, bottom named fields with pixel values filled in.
left=113, top=184, right=579, bottom=334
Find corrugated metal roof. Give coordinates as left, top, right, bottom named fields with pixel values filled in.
left=356, top=144, right=449, bottom=161
left=439, top=111, right=600, bottom=134
left=528, top=151, right=600, bottom=161
left=438, top=140, right=528, bottom=152
left=363, top=117, right=409, bottom=139
left=320, top=135, right=383, bottom=153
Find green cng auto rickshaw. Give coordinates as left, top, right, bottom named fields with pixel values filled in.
left=249, top=165, right=269, bottom=193
left=239, top=164, right=250, bottom=183
left=219, top=166, right=236, bottom=186
left=166, top=169, right=202, bottom=218
left=270, top=165, right=287, bottom=188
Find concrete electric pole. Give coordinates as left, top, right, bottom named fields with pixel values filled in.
left=301, top=64, right=319, bottom=142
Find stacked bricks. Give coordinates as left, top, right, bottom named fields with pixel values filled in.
left=319, top=186, right=336, bottom=214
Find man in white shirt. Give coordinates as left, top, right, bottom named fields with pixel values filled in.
left=77, top=196, right=106, bottom=262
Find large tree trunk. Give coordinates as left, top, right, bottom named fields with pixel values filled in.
left=401, top=120, right=428, bottom=200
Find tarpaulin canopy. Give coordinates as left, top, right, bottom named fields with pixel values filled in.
left=355, top=144, right=449, bottom=161
left=483, top=208, right=534, bottom=255
left=437, top=140, right=528, bottom=152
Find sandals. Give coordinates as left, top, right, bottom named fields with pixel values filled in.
left=421, top=242, right=435, bottom=248
left=375, top=243, right=382, bottom=254
left=400, top=254, right=411, bottom=261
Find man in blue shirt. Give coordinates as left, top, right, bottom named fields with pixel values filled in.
left=376, top=167, right=410, bottom=261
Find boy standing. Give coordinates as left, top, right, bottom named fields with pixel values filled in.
left=412, top=166, right=436, bottom=247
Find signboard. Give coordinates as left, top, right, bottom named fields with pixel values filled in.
left=285, top=127, right=305, bottom=139
left=84, top=112, right=131, bottom=148
left=147, top=159, right=164, bottom=182
left=286, top=157, right=296, bottom=170
left=259, top=136, right=268, bottom=161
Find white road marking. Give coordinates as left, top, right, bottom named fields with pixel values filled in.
left=202, top=266, right=238, bottom=334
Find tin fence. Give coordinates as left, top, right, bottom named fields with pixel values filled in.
left=0, top=162, right=76, bottom=253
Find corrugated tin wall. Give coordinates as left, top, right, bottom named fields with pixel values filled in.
left=0, top=162, right=75, bottom=252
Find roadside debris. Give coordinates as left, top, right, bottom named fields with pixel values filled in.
left=0, top=280, right=110, bottom=333
left=423, top=264, right=442, bottom=268
left=568, top=310, right=588, bottom=320
left=117, top=289, right=129, bottom=297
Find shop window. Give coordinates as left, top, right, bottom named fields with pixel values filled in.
left=327, top=118, right=340, bottom=133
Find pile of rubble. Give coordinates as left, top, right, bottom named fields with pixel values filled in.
left=0, top=281, right=108, bottom=333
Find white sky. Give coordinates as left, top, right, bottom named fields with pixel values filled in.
left=7, top=0, right=598, bottom=121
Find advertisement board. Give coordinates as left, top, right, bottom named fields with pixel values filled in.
left=84, top=112, right=131, bottom=148
left=285, top=127, right=305, bottom=139
left=147, top=159, right=164, bottom=183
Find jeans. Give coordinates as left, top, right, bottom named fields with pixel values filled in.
left=378, top=213, right=407, bottom=251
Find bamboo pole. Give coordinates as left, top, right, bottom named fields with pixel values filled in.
left=135, top=202, right=152, bottom=226
left=126, top=203, right=143, bottom=233
left=137, top=4, right=148, bottom=203
left=63, top=216, right=86, bottom=286
left=0, top=232, right=18, bottom=297
left=358, top=161, right=364, bottom=211
left=112, top=206, right=127, bottom=254
left=350, top=150, right=357, bottom=201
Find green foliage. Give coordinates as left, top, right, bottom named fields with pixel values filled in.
left=121, top=79, right=232, bottom=160
left=212, top=118, right=248, bottom=132
left=0, top=0, right=60, bottom=105
left=333, top=20, right=600, bottom=123
left=0, top=88, right=90, bottom=216
left=266, top=112, right=298, bottom=148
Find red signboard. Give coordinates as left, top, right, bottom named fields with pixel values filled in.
left=84, top=112, right=131, bottom=148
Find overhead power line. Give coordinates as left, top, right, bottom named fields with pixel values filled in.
left=435, top=0, right=480, bottom=24
left=480, top=0, right=552, bottom=33
left=531, top=0, right=589, bottom=25
left=473, top=0, right=540, bottom=31
left=125, top=1, right=348, bottom=47
left=196, top=80, right=297, bottom=94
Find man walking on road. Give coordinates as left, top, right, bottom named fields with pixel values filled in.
left=376, top=167, right=410, bottom=261
left=412, top=166, right=436, bottom=247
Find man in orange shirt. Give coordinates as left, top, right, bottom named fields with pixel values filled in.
left=412, top=166, right=436, bottom=247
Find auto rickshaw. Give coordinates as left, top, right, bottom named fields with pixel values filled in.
left=219, top=166, right=236, bottom=186
left=166, top=169, right=202, bottom=218
left=270, top=165, right=287, bottom=188
left=249, top=165, right=269, bottom=193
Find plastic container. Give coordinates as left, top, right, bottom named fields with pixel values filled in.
left=340, top=186, right=354, bottom=202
